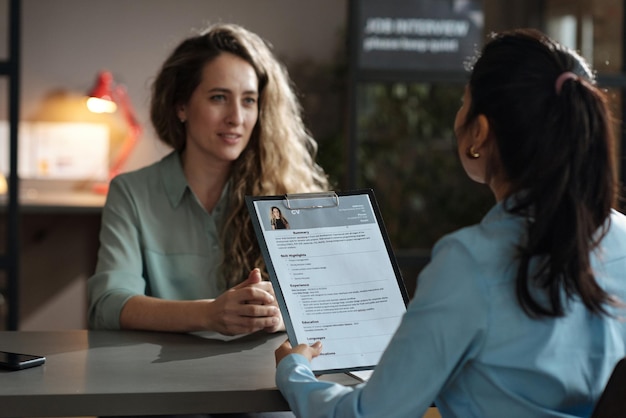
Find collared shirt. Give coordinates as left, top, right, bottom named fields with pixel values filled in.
left=88, top=151, right=229, bottom=329
left=276, top=203, right=626, bottom=418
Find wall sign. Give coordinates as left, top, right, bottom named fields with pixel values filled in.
left=354, top=0, right=483, bottom=72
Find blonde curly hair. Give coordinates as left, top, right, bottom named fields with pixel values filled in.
left=150, top=23, right=329, bottom=289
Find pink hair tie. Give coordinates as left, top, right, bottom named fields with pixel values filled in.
left=555, top=72, right=578, bottom=94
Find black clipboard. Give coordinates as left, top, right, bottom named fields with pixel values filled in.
left=246, top=189, right=409, bottom=374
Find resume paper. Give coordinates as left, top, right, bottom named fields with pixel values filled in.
left=246, top=191, right=408, bottom=373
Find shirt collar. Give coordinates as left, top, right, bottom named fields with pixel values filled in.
left=159, top=151, right=189, bottom=209
left=158, top=151, right=231, bottom=213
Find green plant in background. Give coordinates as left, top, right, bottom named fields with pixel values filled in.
left=356, top=81, right=493, bottom=249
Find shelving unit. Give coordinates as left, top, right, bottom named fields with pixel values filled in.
left=0, top=0, right=21, bottom=330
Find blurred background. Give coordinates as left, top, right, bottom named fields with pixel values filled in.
left=0, top=0, right=624, bottom=330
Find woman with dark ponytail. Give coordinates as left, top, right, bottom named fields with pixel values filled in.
left=465, top=29, right=617, bottom=319
left=274, top=29, right=626, bottom=417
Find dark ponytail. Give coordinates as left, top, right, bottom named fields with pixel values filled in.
left=467, top=29, right=618, bottom=317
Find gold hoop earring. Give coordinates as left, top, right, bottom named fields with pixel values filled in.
left=466, top=145, right=480, bottom=159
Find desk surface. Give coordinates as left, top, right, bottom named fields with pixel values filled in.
left=0, top=330, right=358, bottom=417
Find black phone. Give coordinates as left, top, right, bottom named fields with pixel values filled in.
left=0, top=350, right=46, bottom=371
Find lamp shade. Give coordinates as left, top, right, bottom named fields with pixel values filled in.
left=86, top=70, right=142, bottom=193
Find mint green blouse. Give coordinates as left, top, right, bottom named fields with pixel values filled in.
left=87, top=151, right=229, bottom=329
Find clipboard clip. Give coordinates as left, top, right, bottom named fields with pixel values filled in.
left=284, top=191, right=339, bottom=210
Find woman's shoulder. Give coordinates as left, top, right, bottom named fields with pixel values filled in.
left=111, top=151, right=177, bottom=188
left=610, top=209, right=626, bottom=230
left=105, top=151, right=182, bottom=209
left=436, top=204, right=522, bottom=256
left=423, top=204, right=523, bottom=292
left=599, top=209, right=626, bottom=260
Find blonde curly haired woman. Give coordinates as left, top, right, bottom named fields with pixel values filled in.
left=88, top=23, right=329, bottom=335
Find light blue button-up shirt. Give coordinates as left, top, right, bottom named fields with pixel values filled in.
left=276, top=203, right=626, bottom=417
left=88, top=151, right=229, bottom=329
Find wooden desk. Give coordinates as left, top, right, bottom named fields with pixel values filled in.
left=0, top=330, right=358, bottom=416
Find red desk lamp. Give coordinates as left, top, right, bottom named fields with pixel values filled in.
left=86, top=71, right=141, bottom=194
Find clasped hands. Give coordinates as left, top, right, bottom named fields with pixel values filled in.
left=210, top=268, right=285, bottom=335
left=214, top=268, right=324, bottom=368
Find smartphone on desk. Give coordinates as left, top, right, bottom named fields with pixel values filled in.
left=0, top=350, right=46, bottom=371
